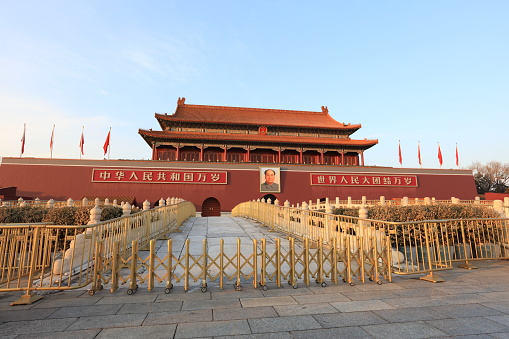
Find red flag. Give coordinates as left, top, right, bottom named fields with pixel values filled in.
left=20, top=123, right=26, bottom=155
left=79, top=128, right=85, bottom=155
left=437, top=143, right=443, bottom=166
left=455, top=144, right=459, bottom=167
left=103, top=129, right=110, bottom=155
left=398, top=141, right=402, bottom=165
left=50, top=125, right=55, bottom=152
left=417, top=142, right=422, bottom=166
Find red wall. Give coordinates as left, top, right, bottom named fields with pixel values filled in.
left=485, top=193, right=509, bottom=200
left=0, top=158, right=478, bottom=212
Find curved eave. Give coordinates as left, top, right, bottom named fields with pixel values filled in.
left=154, top=113, right=362, bottom=133
left=139, top=129, right=378, bottom=151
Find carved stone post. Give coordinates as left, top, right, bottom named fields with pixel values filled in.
left=88, top=204, right=102, bottom=225
left=143, top=200, right=151, bottom=211
left=358, top=206, right=369, bottom=238
left=67, top=198, right=74, bottom=207
left=122, top=203, right=132, bottom=217
left=325, top=203, right=333, bottom=214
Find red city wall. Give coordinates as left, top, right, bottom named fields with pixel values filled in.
left=0, top=158, right=477, bottom=212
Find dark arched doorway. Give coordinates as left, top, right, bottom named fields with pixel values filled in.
left=201, top=197, right=221, bottom=217
left=261, top=194, right=277, bottom=204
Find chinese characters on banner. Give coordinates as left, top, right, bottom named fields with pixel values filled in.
left=92, top=169, right=228, bottom=184
left=310, top=173, right=418, bottom=187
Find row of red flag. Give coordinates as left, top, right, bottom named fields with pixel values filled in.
left=20, top=124, right=111, bottom=157
left=398, top=141, right=459, bottom=167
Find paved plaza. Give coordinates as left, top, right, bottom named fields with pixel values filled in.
left=2, top=216, right=509, bottom=338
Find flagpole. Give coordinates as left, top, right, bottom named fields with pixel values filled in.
left=398, top=140, right=402, bottom=167
left=418, top=141, right=422, bottom=168
left=438, top=142, right=442, bottom=169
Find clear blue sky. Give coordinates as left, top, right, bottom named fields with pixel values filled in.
left=1, top=1, right=508, bottom=169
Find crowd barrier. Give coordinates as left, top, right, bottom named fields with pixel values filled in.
left=232, top=200, right=509, bottom=282
left=0, top=201, right=196, bottom=305
left=88, top=234, right=390, bottom=296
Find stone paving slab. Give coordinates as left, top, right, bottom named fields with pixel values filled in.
left=425, top=317, right=509, bottom=336
left=143, top=309, right=212, bottom=325
left=96, top=324, right=177, bottom=339
left=313, top=311, right=388, bottom=328
left=213, top=306, right=279, bottom=321
left=15, top=329, right=101, bottom=339
left=175, top=319, right=251, bottom=338
left=362, top=321, right=449, bottom=338
left=65, top=313, right=147, bottom=331
left=248, top=315, right=322, bottom=333
left=2, top=216, right=509, bottom=338
left=291, top=326, right=372, bottom=339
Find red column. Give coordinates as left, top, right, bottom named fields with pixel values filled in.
left=320, top=151, right=324, bottom=165
left=278, top=148, right=281, bottom=163
left=152, top=143, right=156, bottom=160
left=200, top=146, right=204, bottom=161
left=361, top=152, right=365, bottom=166
left=223, top=147, right=227, bottom=162
left=299, top=149, right=303, bottom=164
left=176, top=146, right=180, bottom=161
left=341, top=152, right=345, bottom=165
left=246, top=147, right=250, bottom=162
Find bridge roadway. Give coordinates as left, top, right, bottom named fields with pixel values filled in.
left=2, top=216, right=509, bottom=338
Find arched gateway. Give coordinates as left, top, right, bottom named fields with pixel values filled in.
left=201, top=197, right=221, bottom=217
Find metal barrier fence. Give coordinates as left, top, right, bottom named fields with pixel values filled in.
left=0, top=201, right=196, bottom=305
left=232, top=200, right=509, bottom=282
left=0, top=198, right=132, bottom=208
left=87, top=234, right=391, bottom=296
left=306, top=198, right=500, bottom=211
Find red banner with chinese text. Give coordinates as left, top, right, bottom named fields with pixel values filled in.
left=92, top=169, right=228, bottom=184
left=310, top=173, right=418, bottom=187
